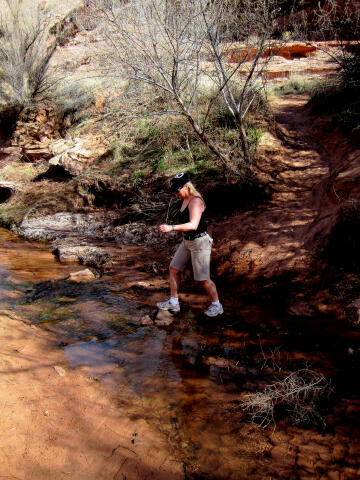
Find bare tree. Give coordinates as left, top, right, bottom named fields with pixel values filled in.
left=0, top=0, right=58, bottom=138
left=87, top=0, right=283, bottom=172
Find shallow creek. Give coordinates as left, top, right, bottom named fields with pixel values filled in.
left=1, top=227, right=360, bottom=479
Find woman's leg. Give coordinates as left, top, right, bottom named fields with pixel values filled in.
left=170, top=266, right=181, bottom=298
left=190, top=235, right=217, bottom=302
left=189, top=235, right=223, bottom=315
left=200, top=278, right=219, bottom=303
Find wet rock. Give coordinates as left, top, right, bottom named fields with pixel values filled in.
left=53, top=245, right=112, bottom=268
left=139, top=314, right=154, bottom=326
left=67, top=268, right=96, bottom=283
left=154, top=310, right=176, bottom=326
left=181, top=336, right=200, bottom=365
left=344, top=467, right=359, bottom=478
left=202, top=356, right=247, bottom=375
left=297, top=454, right=317, bottom=471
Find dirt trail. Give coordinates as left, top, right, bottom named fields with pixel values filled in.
left=214, top=94, right=334, bottom=294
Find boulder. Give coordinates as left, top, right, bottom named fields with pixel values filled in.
left=53, top=245, right=112, bottom=268
left=48, top=137, right=107, bottom=175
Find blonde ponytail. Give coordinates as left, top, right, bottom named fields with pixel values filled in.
left=186, top=182, right=203, bottom=198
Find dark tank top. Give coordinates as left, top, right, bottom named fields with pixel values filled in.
left=178, top=196, right=207, bottom=240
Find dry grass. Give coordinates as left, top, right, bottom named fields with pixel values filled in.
left=241, top=369, right=333, bottom=428
left=0, top=162, right=46, bottom=183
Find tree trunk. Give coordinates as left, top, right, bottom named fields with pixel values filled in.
left=176, top=101, right=236, bottom=173
left=236, top=113, right=251, bottom=166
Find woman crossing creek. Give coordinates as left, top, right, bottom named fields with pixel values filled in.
left=157, top=172, right=223, bottom=317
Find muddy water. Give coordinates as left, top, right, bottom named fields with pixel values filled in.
left=1, top=227, right=360, bottom=479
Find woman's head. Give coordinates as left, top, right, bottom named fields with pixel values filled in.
left=169, top=172, right=189, bottom=193
left=169, top=172, right=202, bottom=199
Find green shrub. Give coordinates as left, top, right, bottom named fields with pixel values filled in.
left=248, top=125, right=262, bottom=147
left=104, top=85, right=268, bottom=185
left=213, top=108, right=237, bottom=129
left=272, top=76, right=319, bottom=96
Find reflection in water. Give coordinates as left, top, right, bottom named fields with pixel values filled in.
left=1, top=227, right=360, bottom=479
left=65, top=329, right=181, bottom=391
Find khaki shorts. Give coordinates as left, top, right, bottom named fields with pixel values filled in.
left=170, top=233, right=213, bottom=281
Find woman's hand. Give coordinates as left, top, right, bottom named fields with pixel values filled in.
left=158, top=224, right=173, bottom=233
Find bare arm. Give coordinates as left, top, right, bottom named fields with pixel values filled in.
left=158, top=197, right=205, bottom=233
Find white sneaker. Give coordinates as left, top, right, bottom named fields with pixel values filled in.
left=204, top=303, right=224, bottom=317
left=156, top=299, right=180, bottom=312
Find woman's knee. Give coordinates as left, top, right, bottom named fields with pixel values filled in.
left=170, top=266, right=180, bottom=275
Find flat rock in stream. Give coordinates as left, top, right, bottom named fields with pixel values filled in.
left=139, top=310, right=176, bottom=326
left=139, top=314, right=154, bottom=326
left=154, top=309, right=176, bottom=326
left=67, top=268, right=96, bottom=283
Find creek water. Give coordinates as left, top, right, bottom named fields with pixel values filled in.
left=1, top=227, right=359, bottom=479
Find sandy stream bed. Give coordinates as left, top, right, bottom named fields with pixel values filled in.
left=0, top=309, right=184, bottom=480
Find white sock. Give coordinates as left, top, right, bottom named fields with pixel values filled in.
left=212, top=301, right=221, bottom=307
left=169, top=296, right=179, bottom=305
